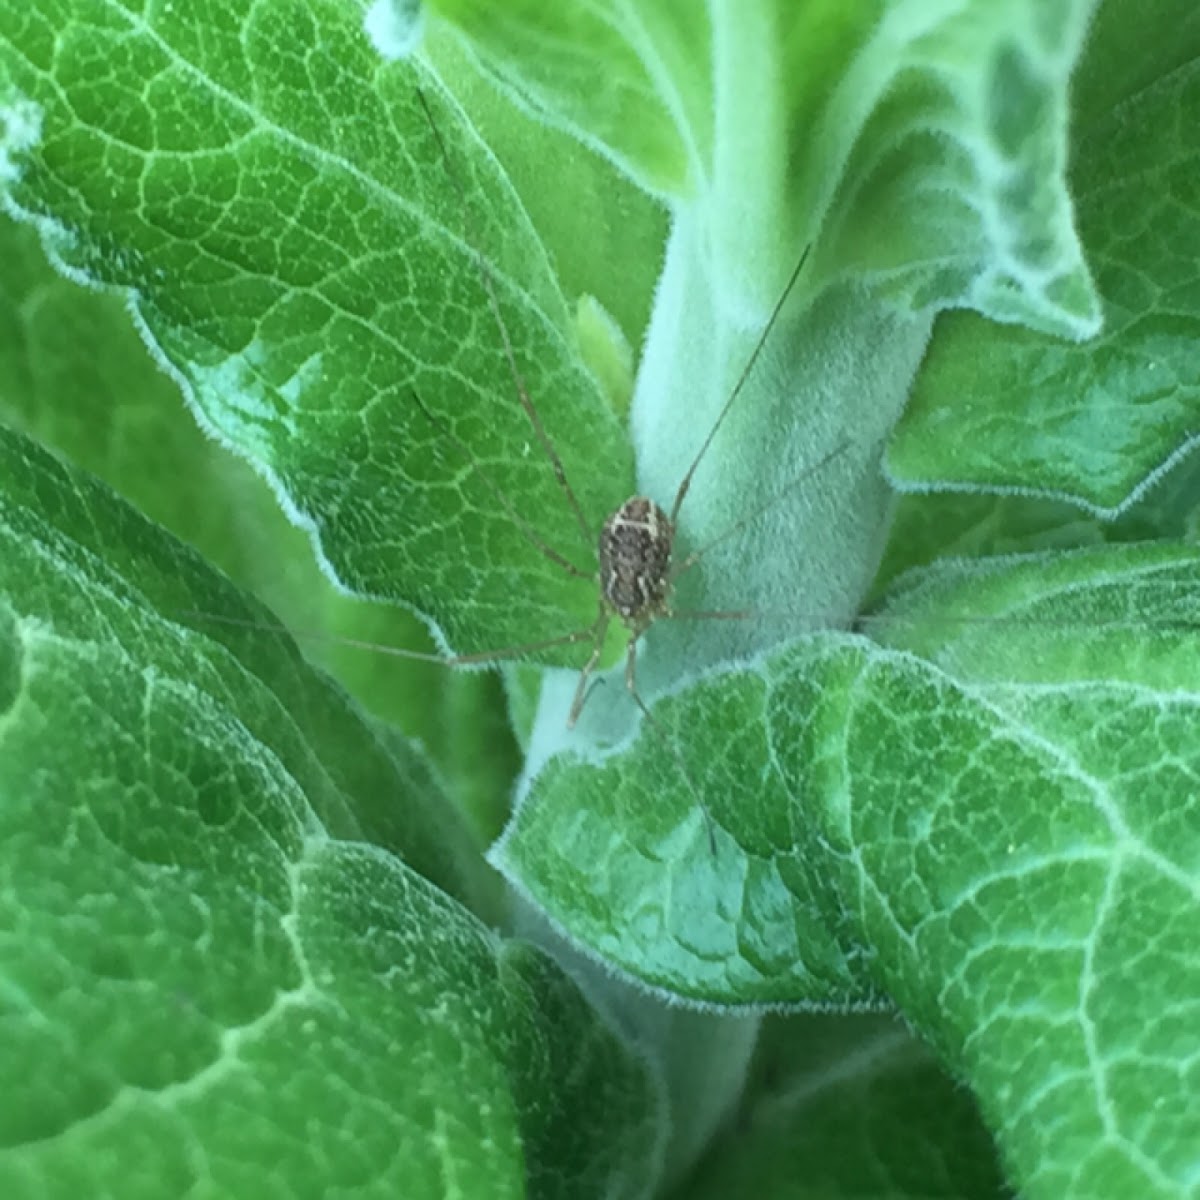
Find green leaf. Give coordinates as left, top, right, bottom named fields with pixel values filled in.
left=0, top=0, right=631, bottom=662
left=874, top=492, right=1109, bottom=595
left=0, top=423, right=662, bottom=1197
left=879, top=424, right=1200, bottom=596
left=436, top=0, right=1101, bottom=333
left=0, top=417, right=487, bottom=914
left=890, top=16, right=1200, bottom=514
left=0, top=211, right=519, bottom=840
left=425, top=0, right=700, bottom=196
left=502, top=542, right=1200, bottom=1197
left=3, top=2, right=1194, bottom=1196
left=419, top=30, right=668, bottom=349
left=496, top=656, right=877, bottom=1006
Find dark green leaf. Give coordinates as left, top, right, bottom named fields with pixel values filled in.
left=891, top=19, right=1200, bottom=514
left=0, top=423, right=662, bottom=1196
left=0, top=0, right=630, bottom=660
left=504, top=543, right=1200, bottom=1198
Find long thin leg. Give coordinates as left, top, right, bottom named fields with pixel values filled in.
left=669, top=244, right=813, bottom=526
left=415, top=85, right=595, bottom=551
left=180, top=606, right=1199, bottom=670
left=669, top=438, right=851, bottom=582
left=411, top=389, right=591, bottom=580
left=623, top=635, right=718, bottom=856
left=176, top=609, right=601, bottom=666
left=567, top=612, right=611, bottom=727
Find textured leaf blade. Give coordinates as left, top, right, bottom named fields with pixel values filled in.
left=501, top=542, right=1200, bottom=1199
left=0, top=209, right=520, bottom=843
left=495, top=661, right=877, bottom=1006
left=781, top=641, right=1199, bottom=1198
left=0, top=423, right=663, bottom=1197
left=0, top=0, right=632, bottom=662
left=890, top=21, right=1200, bottom=514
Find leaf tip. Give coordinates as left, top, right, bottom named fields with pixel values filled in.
left=969, top=250, right=1103, bottom=339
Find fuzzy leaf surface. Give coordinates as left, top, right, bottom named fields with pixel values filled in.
left=501, top=542, right=1200, bottom=1199
left=0, top=423, right=662, bottom=1198
left=0, top=0, right=631, bottom=661
left=890, top=14, right=1200, bottom=514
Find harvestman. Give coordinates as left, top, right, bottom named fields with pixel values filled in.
left=405, top=88, right=850, bottom=825
left=182, top=84, right=850, bottom=815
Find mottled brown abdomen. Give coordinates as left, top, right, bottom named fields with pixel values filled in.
left=598, top=496, right=675, bottom=627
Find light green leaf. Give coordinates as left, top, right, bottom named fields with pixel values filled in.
left=495, top=656, right=878, bottom=1006
left=0, top=417, right=487, bottom=916
left=435, top=0, right=1101, bottom=334
left=0, top=0, right=631, bottom=662
left=0, top=211, right=518, bottom=841
left=874, top=493, right=1108, bottom=594
left=879, top=427, right=1200, bottom=596
left=420, top=29, right=668, bottom=347
left=426, top=0, right=701, bottom=196
left=879, top=451, right=1200, bottom=593
left=890, top=17, right=1200, bottom=514
left=0, top=423, right=662, bottom=1197
left=502, top=542, right=1200, bottom=1198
